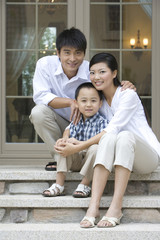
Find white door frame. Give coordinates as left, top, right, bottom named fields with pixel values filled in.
left=152, top=0, right=160, bottom=141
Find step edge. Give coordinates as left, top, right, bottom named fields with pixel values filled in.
left=0, top=195, right=160, bottom=208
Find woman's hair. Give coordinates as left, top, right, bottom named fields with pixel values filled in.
left=75, top=82, right=103, bottom=100
left=56, top=27, right=87, bottom=54
left=89, top=52, right=121, bottom=86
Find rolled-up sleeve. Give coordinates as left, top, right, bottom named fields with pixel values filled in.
left=103, top=90, right=139, bottom=134
left=33, top=58, right=58, bottom=105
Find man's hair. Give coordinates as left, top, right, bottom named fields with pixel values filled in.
left=56, top=27, right=87, bottom=53
left=75, top=82, right=103, bottom=100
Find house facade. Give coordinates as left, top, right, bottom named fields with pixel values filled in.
left=0, top=0, right=160, bottom=165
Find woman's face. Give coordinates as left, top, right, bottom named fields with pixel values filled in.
left=90, top=62, right=117, bottom=92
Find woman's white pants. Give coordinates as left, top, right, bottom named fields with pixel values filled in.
left=94, top=131, right=159, bottom=174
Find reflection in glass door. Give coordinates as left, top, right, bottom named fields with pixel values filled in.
left=5, top=0, right=153, bottom=143
left=6, top=0, right=67, bottom=143
left=90, top=0, right=152, bottom=125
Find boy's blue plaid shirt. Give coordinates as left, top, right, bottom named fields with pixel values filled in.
left=69, top=112, right=108, bottom=141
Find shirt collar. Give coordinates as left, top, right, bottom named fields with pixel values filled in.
left=75, top=62, right=89, bottom=80
left=54, top=60, right=64, bottom=76
left=54, top=60, right=89, bottom=80
left=80, top=112, right=100, bottom=125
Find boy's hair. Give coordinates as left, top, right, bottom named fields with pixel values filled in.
left=75, top=82, right=103, bottom=100
left=56, top=27, right=87, bottom=54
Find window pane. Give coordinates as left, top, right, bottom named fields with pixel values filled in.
left=39, top=27, right=57, bottom=54
left=122, top=5, right=152, bottom=49
left=38, top=5, right=67, bottom=49
left=6, top=52, right=35, bottom=96
left=6, top=98, right=35, bottom=143
left=90, top=5, right=120, bottom=49
left=122, top=51, right=151, bottom=96
left=6, top=5, right=35, bottom=49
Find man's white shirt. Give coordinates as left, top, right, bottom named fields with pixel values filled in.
left=33, top=55, right=90, bottom=121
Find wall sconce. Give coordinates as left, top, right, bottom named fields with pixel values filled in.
left=39, top=0, right=64, bottom=15
left=130, top=30, right=148, bottom=60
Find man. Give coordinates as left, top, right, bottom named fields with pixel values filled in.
left=30, top=27, right=134, bottom=170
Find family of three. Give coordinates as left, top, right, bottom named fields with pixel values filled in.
left=30, top=28, right=160, bottom=228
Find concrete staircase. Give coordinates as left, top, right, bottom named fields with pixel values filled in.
left=0, top=165, right=160, bottom=240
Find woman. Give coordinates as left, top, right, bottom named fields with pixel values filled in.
left=55, top=53, right=160, bottom=228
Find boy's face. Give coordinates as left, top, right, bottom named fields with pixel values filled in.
left=76, top=87, right=102, bottom=121
left=57, top=46, right=85, bottom=79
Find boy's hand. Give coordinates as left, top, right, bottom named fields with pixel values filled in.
left=121, top=80, right=136, bottom=91
left=67, top=137, right=80, bottom=145
left=54, top=142, right=78, bottom=157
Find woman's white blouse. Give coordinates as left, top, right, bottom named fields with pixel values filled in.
left=99, top=86, right=160, bottom=157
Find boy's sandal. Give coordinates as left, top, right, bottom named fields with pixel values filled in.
left=97, top=215, right=123, bottom=228
left=80, top=216, right=96, bottom=228
left=42, top=183, right=65, bottom=197
left=72, top=184, right=91, bottom=198
left=45, top=162, right=57, bottom=171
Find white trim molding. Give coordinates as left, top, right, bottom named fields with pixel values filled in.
left=152, top=0, right=160, bottom=140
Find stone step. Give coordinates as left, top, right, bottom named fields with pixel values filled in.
left=0, top=223, right=160, bottom=240
left=0, top=166, right=160, bottom=224
left=0, top=195, right=160, bottom=224
left=0, top=166, right=160, bottom=181
left=0, top=166, right=160, bottom=196
left=0, top=195, right=160, bottom=209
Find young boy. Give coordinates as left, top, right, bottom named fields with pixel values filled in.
left=42, top=82, right=108, bottom=198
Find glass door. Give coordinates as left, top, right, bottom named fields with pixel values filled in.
left=6, top=0, right=67, bottom=145
left=1, top=0, right=160, bottom=164
left=90, top=0, right=152, bottom=125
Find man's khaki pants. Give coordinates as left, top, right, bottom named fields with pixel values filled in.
left=30, top=104, right=69, bottom=159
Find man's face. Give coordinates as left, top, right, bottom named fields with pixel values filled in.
left=57, top=46, right=85, bottom=79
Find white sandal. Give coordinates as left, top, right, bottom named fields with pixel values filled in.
left=72, top=184, right=91, bottom=198
left=42, top=183, right=65, bottom=197
left=97, top=214, right=123, bottom=228
left=80, top=216, right=96, bottom=228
